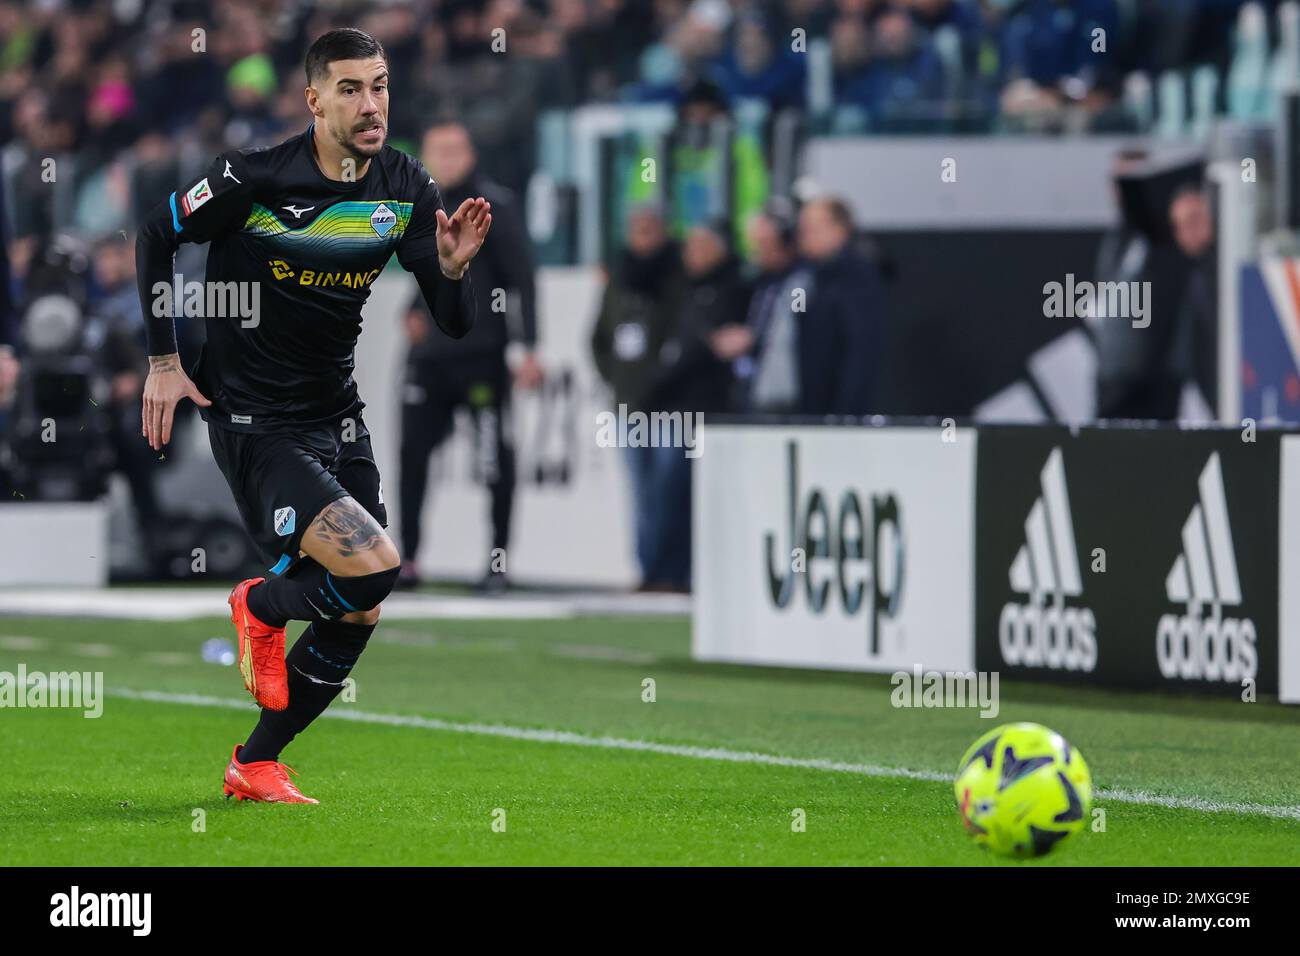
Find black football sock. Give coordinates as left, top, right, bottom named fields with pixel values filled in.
left=245, top=559, right=398, bottom=627
left=239, top=619, right=375, bottom=764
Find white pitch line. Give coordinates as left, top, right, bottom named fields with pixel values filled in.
left=0, top=635, right=49, bottom=651
left=0, top=588, right=689, bottom=621
left=70, top=643, right=116, bottom=658
left=107, top=688, right=1300, bottom=822
left=547, top=643, right=661, bottom=665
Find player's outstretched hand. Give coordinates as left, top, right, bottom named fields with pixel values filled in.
left=142, top=353, right=212, bottom=452
left=435, top=197, right=492, bottom=278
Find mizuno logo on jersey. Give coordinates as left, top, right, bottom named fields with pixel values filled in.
left=223, top=160, right=241, bottom=184
left=282, top=204, right=315, bottom=219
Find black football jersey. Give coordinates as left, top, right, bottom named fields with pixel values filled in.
left=150, top=125, right=456, bottom=431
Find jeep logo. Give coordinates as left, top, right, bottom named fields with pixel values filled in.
left=763, top=440, right=904, bottom=656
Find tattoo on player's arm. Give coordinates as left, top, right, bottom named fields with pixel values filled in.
left=148, top=354, right=181, bottom=372
left=311, top=499, right=386, bottom=558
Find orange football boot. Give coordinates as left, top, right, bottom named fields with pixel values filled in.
left=223, top=745, right=318, bottom=804
left=228, top=578, right=289, bottom=711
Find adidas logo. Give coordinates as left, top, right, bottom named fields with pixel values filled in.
left=999, top=448, right=1098, bottom=672
left=1156, top=453, right=1257, bottom=682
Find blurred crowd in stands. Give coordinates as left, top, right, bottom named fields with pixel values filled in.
left=0, top=0, right=1275, bottom=588
left=0, top=0, right=1268, bottom=255
left=592, top=195, right=882, bottom=588
left=0, top=0, right=1273, bottom=357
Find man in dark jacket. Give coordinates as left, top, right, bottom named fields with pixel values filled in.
left=710, top=205, right=809, bottom=413
left=399, top=120, right=541, bottom=592
left=650, top=221, right=749, bottom=415
left=645, top=221, right=748, bottom=590
left=590, top=206, right=683, bottom=589
left=591, top=208, right=681, bottom=414
left=1168, top=185, right=1217, bottom=416
left=796, top=197, right=884, bottom=416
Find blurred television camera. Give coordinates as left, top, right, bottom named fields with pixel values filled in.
left=0, top=233, right=115, bottom=501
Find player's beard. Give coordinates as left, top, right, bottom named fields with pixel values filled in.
left=338, top=119, right=386, bottom=160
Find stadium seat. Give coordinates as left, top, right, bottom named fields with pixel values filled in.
left=1155, top=69, right=1188, bottom=139
left=1227, top=2, right=1271, bottom=121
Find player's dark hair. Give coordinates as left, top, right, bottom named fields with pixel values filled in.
left=305, top=28, right=387, bottom=85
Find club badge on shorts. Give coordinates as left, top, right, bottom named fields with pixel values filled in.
left=274, top=506, right=296, bottom=537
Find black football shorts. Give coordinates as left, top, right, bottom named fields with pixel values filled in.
left=207, top=415, right=388, bottom=574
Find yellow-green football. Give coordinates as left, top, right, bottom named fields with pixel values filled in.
left=953, top=722, right=1092, bottom=858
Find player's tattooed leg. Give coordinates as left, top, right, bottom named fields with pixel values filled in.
left=244, top=498, right=400, bottom=627
left=301, top=496, right=400, bottom=572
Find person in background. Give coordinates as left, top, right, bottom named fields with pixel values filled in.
left=710, top=11, right=806, bottom=112
left=837, top=6, right=944, bottom=124
left=398, top=119, right=541, bottom=593
left=89, top=235, right=167, bottom=573
left=1168, top=184, right=1217, bottom=417
left=997, top=0, right=1121, bottom=122
left=907, top=0, right=984, bottom=74
left=796, top=196, right=884, bottom=415
left=556, top=0, right=659, bottom=101
left=0, top=173, right=16, bottom=426
left=413, top=0, right=547, bottom=198
left=625, top=78, right=769, bottom=259
left=654, top=221, right=749, bottom=418
left=223, top=53, right=282, bottom=149
left=646, top=220, right=748, bottom=591
left=711, top=204, right=811, bottom=414
left=591, top=206, right=683, bottom=590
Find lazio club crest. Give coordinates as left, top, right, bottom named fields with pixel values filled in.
left=274, top=506, right=296, bottom=537
left=371, top=203, right=396, bottom=237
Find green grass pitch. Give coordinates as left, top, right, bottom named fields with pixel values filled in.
left=2, top=612, right=1297, bottom=865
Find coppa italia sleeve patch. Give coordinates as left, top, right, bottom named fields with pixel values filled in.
left=182, top=178, right=213, bottom=215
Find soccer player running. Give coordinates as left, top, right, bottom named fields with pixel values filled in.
left=135, top=29, right=491, bottom=803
